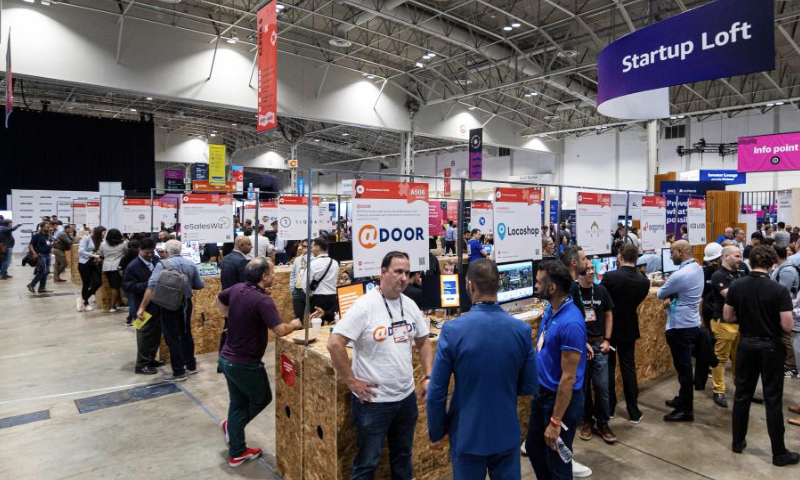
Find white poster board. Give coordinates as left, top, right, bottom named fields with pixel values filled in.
left=470, top=201, right=493, bottom=234
left=278, top=196, right=320, bottom=241
left=72, top=202, right=87, bottom=226
left=121, top=199, right=153, bottom=233
left=576, top=192, right=612, bottom=255
left=687, top=199, right=707, bottom=246
left=351, top=180, right=429, bottom=277
left=492, top=188, right=542, bottom=262
left=179, top=194, right=234, bottom=243
left=85, top=201, right=101, bottom=228
left=739, top=213, right=758, bottom=239
left=640, top=195, right=667, bottom=252
left=259, top=201, right=279, bottom=226
left=155, top=199, right=177, bottom=229
left=11, top=189, right=99, bottom=253
left=777, top=191, right=792, bottom=223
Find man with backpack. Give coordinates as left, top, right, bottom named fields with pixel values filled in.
left=772, top=245, right=800, bottom=379
left=137, top=240, right=205, bottom=382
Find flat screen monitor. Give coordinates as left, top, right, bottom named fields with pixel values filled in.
left=497, top=260, right=535, bottom=304
left=198, top=262, right=219, bottom=276
left=662, top=247, right=679, bottom=275
left=591, top=256, right=618, bottom=284
left=328, top=241, right=353, bottom=263
left=440, top=274, right=460, bottom=308
left=181, top=241, right=201, bottom=265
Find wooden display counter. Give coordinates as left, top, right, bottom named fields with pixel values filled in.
left=275, top=308, right=544, bottom=480
left=275, top=289, right=673, bottom=480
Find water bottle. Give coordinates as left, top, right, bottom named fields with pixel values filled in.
left=556, top=438, right=573, bottom=463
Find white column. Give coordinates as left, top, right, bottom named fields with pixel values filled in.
left=647, top=120, right=659, bottom=191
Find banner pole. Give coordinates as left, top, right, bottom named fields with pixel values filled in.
left=304, top=170, right=314, bottom=344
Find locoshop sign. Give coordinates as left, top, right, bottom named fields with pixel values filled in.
left=358, top=225, right=425, bottom=249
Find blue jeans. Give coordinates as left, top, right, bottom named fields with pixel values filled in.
left=29, top=255, right=51, bottom=290
left=451, top=447, right=520, bottom=480
left=350, top=392, right=418, bottom=480
left=0, top=250, right=12, bottom=277
left=582, top=342, right=610, bottom=428
left=218, top=356, right=272, bottom=458
left=526, top=388, right=584, bottom=480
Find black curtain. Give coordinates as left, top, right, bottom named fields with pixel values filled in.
left=0, top=108, right=155, bottom=209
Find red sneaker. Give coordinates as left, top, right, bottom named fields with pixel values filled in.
left=221, top=419, right=230, bottom=445
left=228, top=447, right=262, bottom=468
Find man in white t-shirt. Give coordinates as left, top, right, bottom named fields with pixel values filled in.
left=328, top=251, right=434, bottom=479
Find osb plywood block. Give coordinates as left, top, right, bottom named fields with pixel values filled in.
left=276, top=336, right=305, bottom=480
left=70, top=245, right=81, bottom=285
left=272, top=267, right=297, bottom=322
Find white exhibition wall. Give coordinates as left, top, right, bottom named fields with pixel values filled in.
left=10, top=189, right=99, bottom=253
left=0, top=4, right=559, bottom=153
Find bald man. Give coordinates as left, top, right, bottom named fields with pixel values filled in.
left=716, top=227, right=735, bottom=245
left=657, top=240, right=704, bottom=422
left=221, top=236, right=252, bottom=290
left=708, top=246, right=745, bottom=408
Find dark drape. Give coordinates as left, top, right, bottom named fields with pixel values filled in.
left=0, top=108, right=155, bottom=209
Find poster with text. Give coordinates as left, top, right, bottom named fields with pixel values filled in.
left=777, top=191, right=792, bottom=223
left=257, top=1, right=278, bottom=132
left=428, top=201, right=446, bottom=237
left=687, top=199, right=707, bottom=246
left=640, top=196, right=667, bottom=252
left=156, top=198, right=178, bottom=228
left=86, top=201, right=101, bottom=228
left=72, top=203, right=87, bottom=225
left=122, top=199, right=153, bottom=233
left=260, top=201, right=279, bottom=226
left=493, top=188, right=542, bottom=263
left=278, top=196, right=320, bottom=241
left=208, top=144, right=226, bottom=186
left=576, top=192, right=612, bottom=255
left=179, top=194, right=234, bottom=243
left=352, top=180, right=429, bottom=277
left=470, top=201, right=493, bottom=234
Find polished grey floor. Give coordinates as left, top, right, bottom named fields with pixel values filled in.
left=0, top=260, right=798, bottom=479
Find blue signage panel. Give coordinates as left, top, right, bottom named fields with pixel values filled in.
left=598, top=0, right=774, bottom=116
left=297, top=177, right=306, bottom=196
left=661, top=181, right=721, bottom=237
left=191, top=163, right=209, bottom=181
left=699, top=170, right=746, bottom=185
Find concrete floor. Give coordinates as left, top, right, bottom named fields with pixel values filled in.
left=1, top=260, right=799, bottom=479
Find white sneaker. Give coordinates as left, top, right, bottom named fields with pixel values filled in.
left=84, top=304, right=94, bottom=312
left=573, top=459, right=593, bottom=478
left=76, top=298, right=84, bottom=312
left=109, top=308, right=118, bottom=313
left=520, top=441, right=527, bottom=456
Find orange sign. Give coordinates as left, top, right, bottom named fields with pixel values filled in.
left=287, top=159, right=298, bottom=168
left=192, top=180, right=237, bottom=192
left=337, top=283, right=365, bottom=318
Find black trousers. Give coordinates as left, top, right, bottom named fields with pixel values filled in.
left=666, top=327, right=698, bottom=413
left=292, top=288, right=306, bottom=321
left=444, top=240, right=455, bottom=255
left=78, top=262, right=102, bottom=302
left=136, top=309, right=162, bottom=369
left=608, top=339, right=641, bottom=419
left=732, top=337, right=786, bottom=456
left=159, top=299, right=196, bottom=376
left=311, top=294, right=337, bottom=324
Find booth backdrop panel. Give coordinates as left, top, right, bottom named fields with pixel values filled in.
left=0, top=108, right=155, bottom=210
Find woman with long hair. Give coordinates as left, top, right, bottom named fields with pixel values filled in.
left=77, top=226, right=106, bottom=312
left=99, top=228, right=128, bottom=313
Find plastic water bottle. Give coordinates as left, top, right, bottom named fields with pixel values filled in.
left=556, top=438, right=573, bottom=463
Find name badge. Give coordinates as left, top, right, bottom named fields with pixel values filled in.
left=537, top=331, right=545, bottom=352
left=584, top=307, right=597, bottom=323
left=392, top=321, right=410, bottom=343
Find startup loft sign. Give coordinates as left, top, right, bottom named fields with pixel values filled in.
left=621, top=22, right=755, bottom=73
left=598, top=0, right=774, bottom=120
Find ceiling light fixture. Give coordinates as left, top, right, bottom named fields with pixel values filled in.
left=314, top=139, right=320, bottom=142
left=231, top=123, right=237, bottom=126
left=130, top=108, right=137, bottom=112
left=678, top=115, right=685, bottom=119
left=767, top=103, right=775, bottom=107
left=41, top=0, right=51, bottom=5
left=328, top=38, right=352, bottom=48
left=427, top=52, right=436, bottom=58
left=511, top=22, right=521, bottom=28
left=146, top=97, right=153, bottom=101
left=342, top=132, right=349, bottom=136
left=212, top=130, right=218, bottom=133
left=557, top=49, right=578, bottom=58
left=468, top=106, right=476, bottom=110
left=362, top=72, right=368, bottom=77
left=367, top=74, right=375, bottom=79
left=775, top=101, right=785, bottom=106
left=227, top=35, right=238, bottom=44
left=503, top=26, right=513, bottom=31
left=276, top=3, right=285, bottom=10
left=415, top=62, right=424, bottom=68
left=210, top=133, right=217, bottom=137
left=670, top=116, right=677, bottom=119
left=22, top=0, right=35, bottom=3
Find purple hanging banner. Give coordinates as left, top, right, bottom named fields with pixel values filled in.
left=468, top=128, right=483, bottom=180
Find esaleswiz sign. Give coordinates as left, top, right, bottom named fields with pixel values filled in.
left=598, top=0, right=774, bottom=119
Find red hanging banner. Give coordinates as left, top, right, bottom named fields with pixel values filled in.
left=257, top=1, right=278, bottom=133
left=443, top=168, right=451, bottom=197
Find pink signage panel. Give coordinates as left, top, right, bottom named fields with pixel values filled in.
left=738, top=131, right=800, bottom=172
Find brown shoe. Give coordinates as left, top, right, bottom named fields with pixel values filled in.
left=54, top=278, right=66, bottom=283
left=579, top=423, right=593, bottom=441
left=594, top=424, right=618, bottom=444
left=27, top=285, right=35, bottom=293
left=38, top=289, right=54, bottom=294
left=789, top=406, right=800, bottom=415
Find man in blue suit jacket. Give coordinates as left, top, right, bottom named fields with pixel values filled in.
left=427, top=259, right=538, bottom=479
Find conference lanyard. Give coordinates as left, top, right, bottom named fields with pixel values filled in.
left=379, top=287, right=410, bottom=343
left=579, top=284, right=597, bottom=323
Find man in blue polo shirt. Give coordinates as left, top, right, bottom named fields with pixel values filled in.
left=468, top=229, right=488, bottom=263
left=526, top=260, right=587, bottom=480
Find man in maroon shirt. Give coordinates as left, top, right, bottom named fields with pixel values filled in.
left=216, top=257, right=315, bottom=468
